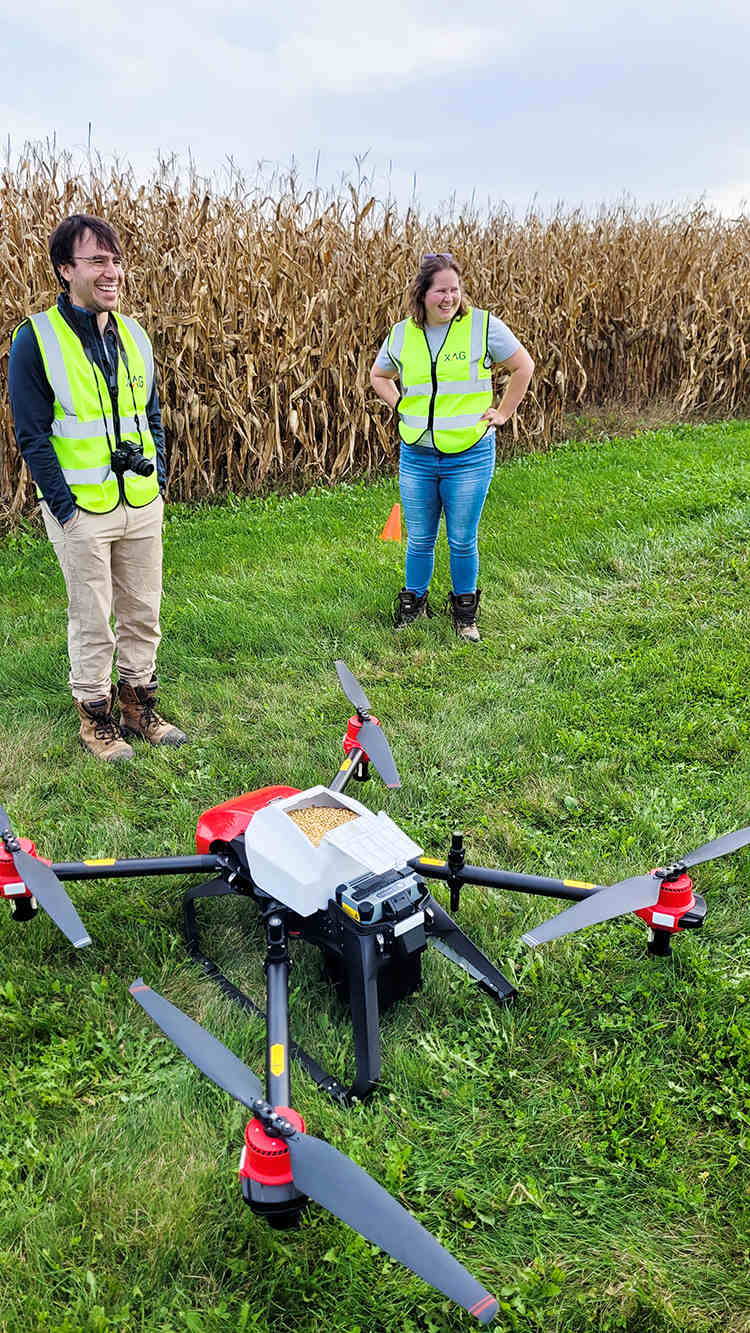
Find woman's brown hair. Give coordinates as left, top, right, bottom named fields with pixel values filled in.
left=408, top=253, right=468, bottom=329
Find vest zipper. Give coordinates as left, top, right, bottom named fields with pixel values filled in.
left=426, top=332, right=438, bottom=433
left=423, top=317, right=455, bottom=442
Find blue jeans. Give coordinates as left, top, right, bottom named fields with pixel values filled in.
left=398, top=434, right=495, bottom=596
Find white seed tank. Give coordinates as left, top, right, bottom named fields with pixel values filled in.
left=243, top=785, right=423, bottom=916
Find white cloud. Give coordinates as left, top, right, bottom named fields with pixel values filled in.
left=2, top=0, right=750, bottom=214
left=3, top=0, right=512, bottom=100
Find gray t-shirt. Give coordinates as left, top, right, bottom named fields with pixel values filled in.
left=375, top=313, right=520, bottom=448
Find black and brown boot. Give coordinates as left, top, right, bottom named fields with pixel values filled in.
left=393, top=588, right=432, bottom=628
left=76, top=690, right=134, bottom=762
left=117, top=677, right=188, bottom=747
left=448, top=590, right=482, bottom=642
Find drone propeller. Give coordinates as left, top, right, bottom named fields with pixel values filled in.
left=129, top=980, right=497, bottom=1326
left=0, top=803, right=91, bottom=948
left=522, top=872, right=660, bottom=947
left=522, top=823, right=750, bottom=948
left=129, top=979, right=264, bottom=1106
left=334, top=660, right=401, bottom=789
left=680, top=825, right=750, bottom=869
left=335, top=660, right=372, bottom=714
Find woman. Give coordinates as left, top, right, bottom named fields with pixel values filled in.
left=370, top=253, right=534, bottom=641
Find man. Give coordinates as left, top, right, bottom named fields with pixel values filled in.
left=8, top=213, right=187, bottom=761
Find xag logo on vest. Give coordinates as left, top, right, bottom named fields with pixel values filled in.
left=442, top=351, right=466, bottom=362
left=130, top=374, right=145, bottom=390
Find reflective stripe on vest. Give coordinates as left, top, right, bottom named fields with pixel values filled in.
left=388, top=307, right=493, bottom=453
left=26, top=307, right=159, bottom=511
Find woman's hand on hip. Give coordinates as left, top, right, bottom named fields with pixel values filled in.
left=480, top=406, right=508, bottom=427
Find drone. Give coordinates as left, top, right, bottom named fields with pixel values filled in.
left=3, top=662, right=749, bottom=1325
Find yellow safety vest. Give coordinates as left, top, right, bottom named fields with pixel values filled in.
left=387, top=307, right=493, bottom=453
left=20, top=306, right=160, bottom=512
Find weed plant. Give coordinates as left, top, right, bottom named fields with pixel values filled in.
left=0, top=423, right=749, bottom=1332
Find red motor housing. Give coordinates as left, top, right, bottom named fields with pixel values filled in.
left=195, top=786, right=301, bottom=853
left=635, top=872, right=694, bottom=933
left=239, top=1107, right=306, bottom=1186
left=343, top=714, right=381, bottom=759
left=0, top=837, right=34, bottom=901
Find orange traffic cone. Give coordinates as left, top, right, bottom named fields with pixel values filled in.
left=380, top=503, right=402, bottom=542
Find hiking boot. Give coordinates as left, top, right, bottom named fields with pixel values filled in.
left=117, top=677, right=188, bottom=746
left=448, top=590, right=482, bottom=642
left=393, top=588, right=432, bottom=628
left=76, top=691, right=134, bottom=762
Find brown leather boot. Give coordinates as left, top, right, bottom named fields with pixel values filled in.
left=117, top=677, right=188, bottom=746
left=76, top=691, right=135, bottom=762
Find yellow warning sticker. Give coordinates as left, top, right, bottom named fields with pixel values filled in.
left=341, top=902, right=360, bottom=921
left=270, top=1044, right=285, bottom=1077
left=417, top=857, right=444, bottom=867
left=83, top=858, right=116, bottom=866
left=563, top=879, right=598, bottom=890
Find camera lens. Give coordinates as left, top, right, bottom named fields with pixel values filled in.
left=111, top=446, right=154, bottom=477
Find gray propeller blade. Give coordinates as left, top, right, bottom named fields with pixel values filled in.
left=522, top=873, right=661, bottom=947
left=681, top=825, right=750, bottom=869
left=334, top=661, right=401, bottom=788
left=129, top=979, right=264, bottom=1107
left=522, top=822, right=750, bottom=948
left=357, top=719, right=401, bottom=789
left=286, top=1132, right=497, bottom=1324
left=129, top=981, right=497, bottom=1325
left=0, top=804, right=91, bottom=948
left=334, top=660, right=371, bottom=713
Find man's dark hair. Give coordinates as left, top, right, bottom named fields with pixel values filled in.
left=49, top=214, right=123, bottom=292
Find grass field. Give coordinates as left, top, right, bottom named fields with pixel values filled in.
left=1, top=422, right=749, bottom=1333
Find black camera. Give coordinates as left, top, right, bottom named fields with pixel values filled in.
left=111, top=445, right=154, bottom=478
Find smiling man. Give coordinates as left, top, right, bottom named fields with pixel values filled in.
left=8, top=213, right=187, bottom=760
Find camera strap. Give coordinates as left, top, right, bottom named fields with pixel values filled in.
left=113, top=326, right=146, bottom=449
left=82, top=342, right=118, bottom=454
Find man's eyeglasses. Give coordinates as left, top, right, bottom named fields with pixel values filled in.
left=72, top=254, right=125, bottom=270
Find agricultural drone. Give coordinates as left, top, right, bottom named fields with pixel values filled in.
left=3, top=661, right=749, bottom=1324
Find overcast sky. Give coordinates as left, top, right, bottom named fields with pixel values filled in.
left=2, top=0, right=749, bottom=216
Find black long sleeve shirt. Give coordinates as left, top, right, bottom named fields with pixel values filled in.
left=8, top=293, right=167, bottom=524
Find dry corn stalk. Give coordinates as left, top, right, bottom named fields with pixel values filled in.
left=2, top=147, right=750, bottom=530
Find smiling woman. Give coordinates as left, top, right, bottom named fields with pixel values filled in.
left=370, top=252, right=534, bottom=641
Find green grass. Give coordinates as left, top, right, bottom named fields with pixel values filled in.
left=1, top=421, right=749, bottom=1333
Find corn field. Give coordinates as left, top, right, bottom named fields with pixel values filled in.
left=2, top=147, right=750, bottom=529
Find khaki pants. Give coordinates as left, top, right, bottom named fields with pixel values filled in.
left=42, top=496, right=164, bottom=702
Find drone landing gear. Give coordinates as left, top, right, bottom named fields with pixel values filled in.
left=183, top=878, right=516, bottom=1107
left=318, top=909, right=426, bottom=1102
left=327, top=899, right=517, bottom=1098
left=426, top=899, right=518, bottom=1004
left=183, top=878, right=350, bottom=1105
